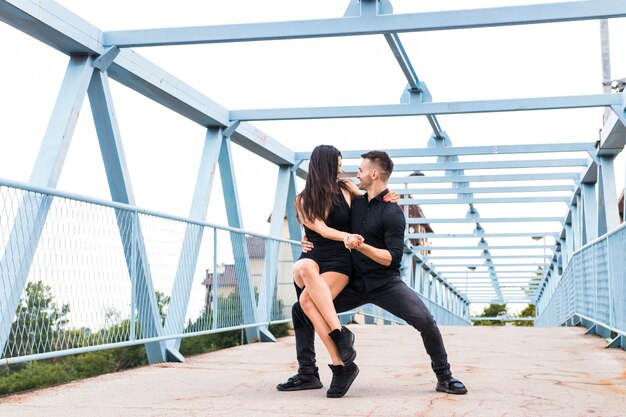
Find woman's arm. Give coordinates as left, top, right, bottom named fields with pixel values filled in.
left=295, top=195, right=353, bottom=242
left=339, top=179, right=400, bottom=203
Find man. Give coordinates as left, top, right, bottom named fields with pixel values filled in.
left=277, top=150, right=467, bottom=397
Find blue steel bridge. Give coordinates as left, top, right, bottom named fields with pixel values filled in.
left=0, top=1, right=625, bottom=415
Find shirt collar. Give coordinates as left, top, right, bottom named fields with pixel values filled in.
left=365, top=189, right=389, bottom=204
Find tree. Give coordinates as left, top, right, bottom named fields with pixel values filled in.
left=514, top=304, right=535, bottom=327
left=473, top=303, right=507, bottom=326
left=5, top=281, right=70, bottom=359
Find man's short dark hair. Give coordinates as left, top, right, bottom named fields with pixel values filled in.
left=361, top=150, right=394, bottom=181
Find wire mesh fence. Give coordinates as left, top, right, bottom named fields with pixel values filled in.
left=536, top=223, right=626, bottom=332
left=1, top=179, right=471, bottom=364
left=0, top=182, right=299, bottom=364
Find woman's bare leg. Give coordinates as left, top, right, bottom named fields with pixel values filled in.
left=294, top=259, right=343, bottom=331
left=299, top=272, right=348, bottom=365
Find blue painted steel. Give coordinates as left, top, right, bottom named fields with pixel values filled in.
left=0, top=55, right=93, bottom=357
left=345, top=158, right=588, bottom=173
left=536, top=224, right=626, bottom=345
left=0, top=1, right=301, bottom=172
left=396, top=185, right=575, bottom=195
left=296, top=143, right=595, bottom=160
left=597, top=157, right=620, bottom=235
left=399, top=196, right=570, bottom=205
left=388, top=172, right=581, bottom=184
left=103, top=1, right=626, bottom=47
left=218, top=137, right=260, bottom=343
left=88, top=69, right=167, bottom=363
left=164, top=127, right=223, bottom=354
left=256, top=166, right=293, bottom=341
left=230, top=94, right=622, bottom=121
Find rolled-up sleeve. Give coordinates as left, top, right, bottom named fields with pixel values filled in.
left=383, top=204, right=406, bottom=269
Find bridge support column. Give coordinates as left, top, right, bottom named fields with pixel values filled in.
left=88, top=68, right=167, bottom=363
left=0, top=56, right=93, bottom=356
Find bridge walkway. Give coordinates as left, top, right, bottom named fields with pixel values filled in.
left=0, top=325, right=624, bottom=417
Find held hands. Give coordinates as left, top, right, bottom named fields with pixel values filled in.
left=301, top=233, right=365, bottom=252
left=343, top=234, right=364, bottom=250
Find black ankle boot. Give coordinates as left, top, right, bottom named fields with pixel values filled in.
left=276, top=369, right=323, bottom=391
left=328, top=326, right=356, bottom=365
left=326, top=362, right=359, bottom=398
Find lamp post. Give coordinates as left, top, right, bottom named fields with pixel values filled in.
left=466, top=266, right=476, bottom=296
left=531, top=235, right=546, bottom=269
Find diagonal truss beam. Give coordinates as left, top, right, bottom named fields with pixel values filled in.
left=0, top=0, right=301, bottom=174
left=102, top=1, right=626, bottom=47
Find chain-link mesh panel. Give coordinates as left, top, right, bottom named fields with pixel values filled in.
left=1, top=183, right=301, bottom=362
left=536, top=225, right=626, bottom=332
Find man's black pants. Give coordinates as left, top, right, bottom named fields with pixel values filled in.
left=293, top=279, right=452, bottom=381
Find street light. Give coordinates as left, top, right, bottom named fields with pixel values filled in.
left=531, top=235, right=546, bottom=268
left=466, top=266, right=476, bottom=295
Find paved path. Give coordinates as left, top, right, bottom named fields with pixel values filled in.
left=1, top=325, right=625, bottom=417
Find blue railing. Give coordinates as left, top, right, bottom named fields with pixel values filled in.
left=1, top=178, right=469, bottom=364
left=536, top=222, right=626, bottom=348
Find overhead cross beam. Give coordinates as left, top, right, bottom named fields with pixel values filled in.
left=230, top=94, right=621, bottom=121
left=102, top=1, right=626, bottom=47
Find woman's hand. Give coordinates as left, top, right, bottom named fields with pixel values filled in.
left=343, top=234, right=364, bottom=249
left=383, top=190, right=401, bottom=203
left=301, top=235, right=315, bottom=253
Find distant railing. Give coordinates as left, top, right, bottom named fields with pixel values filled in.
left=1, top=178, right=471, bottom=365
left=535, top=222, right=626, bottom=348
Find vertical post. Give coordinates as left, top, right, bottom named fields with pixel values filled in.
left=597, top=156, right=620, bottom=235
left=88, top=69, right=166, bottom=363
left=163, top=127, right=223, bottom=355
left=0, top=55, right=93, bottom=355
left=600, top=19, right=612, bottom=123
left=218, top=137, right=259, bottom=343
left=582, top=182, right=598, bottom=243
left=257, top=165, right=293, bottom=342
left=212, top=227, right=219, bottom=330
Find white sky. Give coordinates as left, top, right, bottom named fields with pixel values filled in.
left=1, top=0, right=625, bottom=312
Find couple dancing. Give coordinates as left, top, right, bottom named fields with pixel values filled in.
left=276, top=145, right=467, bottom=398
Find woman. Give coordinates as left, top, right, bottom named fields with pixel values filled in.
left=293, top=145, right=397, bottom=373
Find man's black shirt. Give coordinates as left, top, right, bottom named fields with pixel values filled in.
left=349, top=189, right=406, bottom=292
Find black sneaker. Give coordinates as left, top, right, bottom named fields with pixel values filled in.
left=326, top=362, right=359, bottom=398
left=328, top=326, right=356, bottom=365
left=436, top=377, right=467, bottom=395
left=276, top=372, right=323, bottom=391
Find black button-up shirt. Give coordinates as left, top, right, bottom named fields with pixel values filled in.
left=349, top=189, right=406, bottom=292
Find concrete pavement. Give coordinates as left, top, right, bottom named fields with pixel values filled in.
left=0, top=325, right=624, bottom=417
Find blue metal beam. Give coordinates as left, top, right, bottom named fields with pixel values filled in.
left=297, top=143, right=595, bottom=160
left=231, top=94, right=621, bottom=121
left=409, top=232, right=559, bottom=238
left=88, top=69, right=167, bottom=363
left=0, top=0, right=300, bottom=171
left=414, top=245, right=555, bottom=251
left=164, top=127, right=224, bottom=354
left=399, top=196, right=570, bottom=205
left=218, top=137, right=260, bottom=343
left=398, top=186, right=575, bottom=195
left=0, top=55, right=93, bottom=356
left=103, top=1, right=626, bottom=47
left=388, top=172, right=580, bottom=184
left=346, top=158, right=589, bottom=173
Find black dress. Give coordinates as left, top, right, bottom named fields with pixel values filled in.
left=298, top=191, right=352, bottom=277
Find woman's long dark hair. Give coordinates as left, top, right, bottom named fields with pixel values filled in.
left=298, top=144, right=346, bottom=223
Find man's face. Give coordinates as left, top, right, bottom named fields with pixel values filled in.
left=357, top=159, right=373, bottom=190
